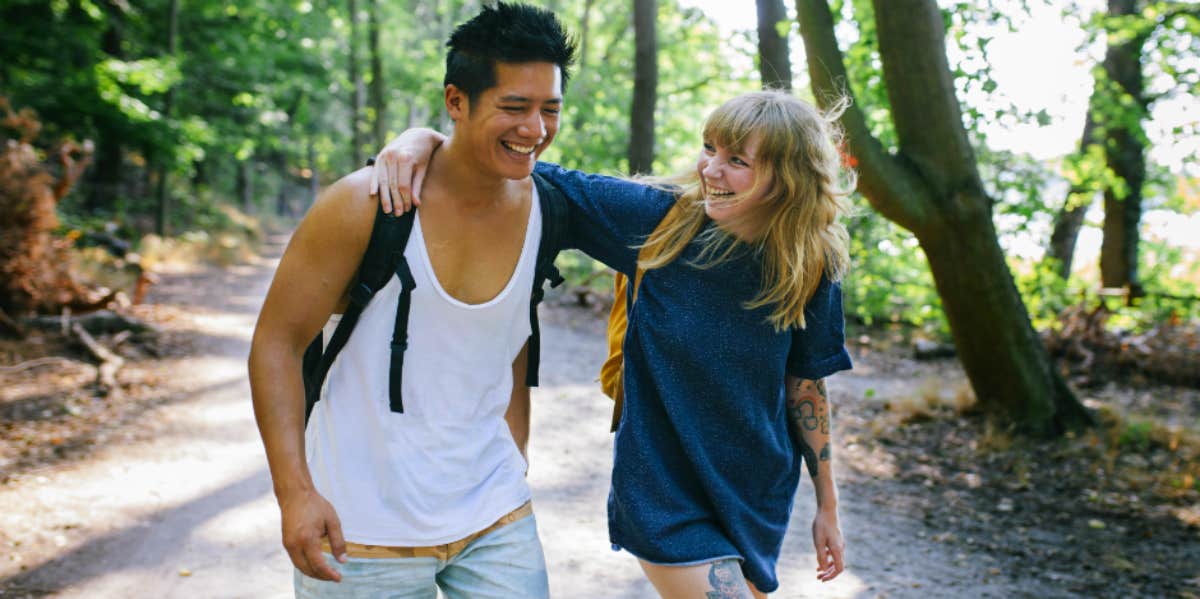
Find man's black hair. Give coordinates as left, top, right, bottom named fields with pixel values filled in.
left=444, top=2, right=577, bottom=106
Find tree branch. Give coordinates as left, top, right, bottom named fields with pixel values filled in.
left=872, top=0, right=986, bottom=204
left=794, top=0, right=931, bottom=232
left=661, top=75, right=719, bottom=97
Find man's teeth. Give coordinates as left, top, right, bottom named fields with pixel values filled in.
left=502, top=141, right=536, bottom=154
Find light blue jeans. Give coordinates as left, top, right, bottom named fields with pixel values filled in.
left=293, top=515, right=549, bottom=599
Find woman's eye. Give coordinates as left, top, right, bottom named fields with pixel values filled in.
left=731, top=157, right=748, bottom=167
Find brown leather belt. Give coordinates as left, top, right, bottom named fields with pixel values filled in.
left=322, top=501, right=533, bottom=561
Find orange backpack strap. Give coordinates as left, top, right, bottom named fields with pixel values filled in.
left=599, top=202, right=679, bottom=432
left=600, top=272, right=630, bottom=431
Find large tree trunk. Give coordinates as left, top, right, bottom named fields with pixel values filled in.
left=628, top=0, right=657, bottom=175
left=348, top=0, right=364, bottom=167
left=796, top=0, right=1092, bottom=436
left=1046, top=112, right=1098, bottom=278
left=922, top=208, right=1092, bottom=430
left=756, top=0, right=792, bottom=90
left=1098, top=0, right=1147, bottom=292
left=368, top=0, right=387, bottom=150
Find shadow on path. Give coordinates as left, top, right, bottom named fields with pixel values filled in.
left=0, top=467, right=273, bottom=596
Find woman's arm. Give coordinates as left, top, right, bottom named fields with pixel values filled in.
left=370, top=127, right=448, bottom=213
left=786, top=375, right=846, bottom=583
left=371, top=130, right=675, bottom=276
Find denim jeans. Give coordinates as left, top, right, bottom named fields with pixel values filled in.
left=293, top=515, right=549, bottom=599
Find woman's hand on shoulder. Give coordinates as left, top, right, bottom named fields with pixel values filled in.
left=370, top=127, right=448, bottom=214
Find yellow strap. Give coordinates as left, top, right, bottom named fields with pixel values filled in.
left=600, top=200, right=683, bottom=432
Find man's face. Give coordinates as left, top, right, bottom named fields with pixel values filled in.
left=448, top=61, right=563, bottom=181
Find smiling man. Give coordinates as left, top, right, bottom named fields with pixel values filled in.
left=247, top=4, right=575, bottom=597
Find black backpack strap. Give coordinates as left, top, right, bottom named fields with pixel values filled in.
left=388, top=255, right=417, bottom=413
left=303, top=205, right=416, bottom=424
left=526, top=171, right=568, bottom=387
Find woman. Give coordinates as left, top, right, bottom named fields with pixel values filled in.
left=374, top=91, right=852, bottom=597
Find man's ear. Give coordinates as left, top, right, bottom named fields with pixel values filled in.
left=445, top=84, right=469, bottom=121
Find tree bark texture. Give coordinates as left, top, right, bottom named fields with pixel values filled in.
left=368, top=0, right=387, bottom=149
left=1098, top=0, right=1148, bottom=291
left=796, top=0, right=1092, bottom=435
left=756, top=0, right=793, bottom=90
left=628, top=0, right=657, bottom=175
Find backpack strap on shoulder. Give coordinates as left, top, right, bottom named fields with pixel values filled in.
left=526, top=171, right=568, bottom=387
left=303, top=204, right=415, bottom=424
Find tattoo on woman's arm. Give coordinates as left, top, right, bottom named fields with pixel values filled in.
left=788, top=378, right=830, bottom=477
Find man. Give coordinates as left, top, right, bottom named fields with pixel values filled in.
left=247, top=4, right=575, bottom=597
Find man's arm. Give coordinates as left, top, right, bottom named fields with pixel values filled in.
left=248, top=168, right=378, bottom=582
left=786, top=375, right=846, bottom=583
left=506, top=341, right=531, bottom=466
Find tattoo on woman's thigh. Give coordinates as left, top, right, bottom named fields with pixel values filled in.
left=706, top=560, right=752, bottom=599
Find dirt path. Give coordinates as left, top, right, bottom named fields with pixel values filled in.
left=0, top=237, right=1093, bottom=598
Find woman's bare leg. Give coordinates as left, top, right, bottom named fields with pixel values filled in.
left=639, top=559, right=767, bottom=599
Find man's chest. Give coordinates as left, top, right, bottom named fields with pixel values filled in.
left=418, top=205, right=532, bottom=305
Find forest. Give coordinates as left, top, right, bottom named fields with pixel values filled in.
left=1, top=0, right=1198, bottom=596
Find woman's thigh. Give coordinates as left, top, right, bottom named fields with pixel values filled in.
left=639, top=558, right=767, bottom=599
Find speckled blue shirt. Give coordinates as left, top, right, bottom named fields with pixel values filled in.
left=535, top=162, right=853, bottom=593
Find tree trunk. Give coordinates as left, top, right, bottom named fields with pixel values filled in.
left=921, top=208, right=1092, bottom=432
left=307, top=135, right=320, bottom=207
left=368, top=0, right=387, bottom=150
left=756, top=0, right=792, bottom=90
left=86, top=4, right=125, bottom=214
left=628, top=0, right=657, bottom=175
left=796, top=0, right=1092, bottom=436
left=154, top=0, right=179, bottom=236
left=1098, top=0, right=1147, bottom=292
left=237, top=160, right=253, bottom=214
left=1047, top=112, right=1099, bottom=278
left=348, top=0, right=364, bottom=167
left=572, top=0, right=597, bottom=132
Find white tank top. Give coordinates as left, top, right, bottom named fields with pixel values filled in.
left=305, top=189, right=541, bottom=546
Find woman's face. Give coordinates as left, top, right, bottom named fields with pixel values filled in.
left=696, top=134, right=773, bottom=238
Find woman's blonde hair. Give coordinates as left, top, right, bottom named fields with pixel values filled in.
left=638, top=91, right=854, bottom=331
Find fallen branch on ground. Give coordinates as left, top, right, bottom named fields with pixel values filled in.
left=71, top=322, right=124, bottom=396
left=0, top=356, right=80, bottom=374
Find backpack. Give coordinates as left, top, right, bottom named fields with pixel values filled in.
left=301, top=169, right=569, bottom=424
left=598, top=201, right=685, bottom=432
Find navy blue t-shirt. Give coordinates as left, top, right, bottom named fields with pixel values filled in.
left=535, top=163, right=852, bottom=592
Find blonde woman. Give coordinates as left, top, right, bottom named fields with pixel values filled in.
left=374, top=91, right=852, bottom=598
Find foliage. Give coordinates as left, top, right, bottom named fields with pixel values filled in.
left=0, top=98, right=94, bottom=317
left=3, top=0, right=1197, bottom=340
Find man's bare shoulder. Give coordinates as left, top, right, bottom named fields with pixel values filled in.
left=294, top=167, right=380, bottom=240
left=312, top=167, right=377, bottom=218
